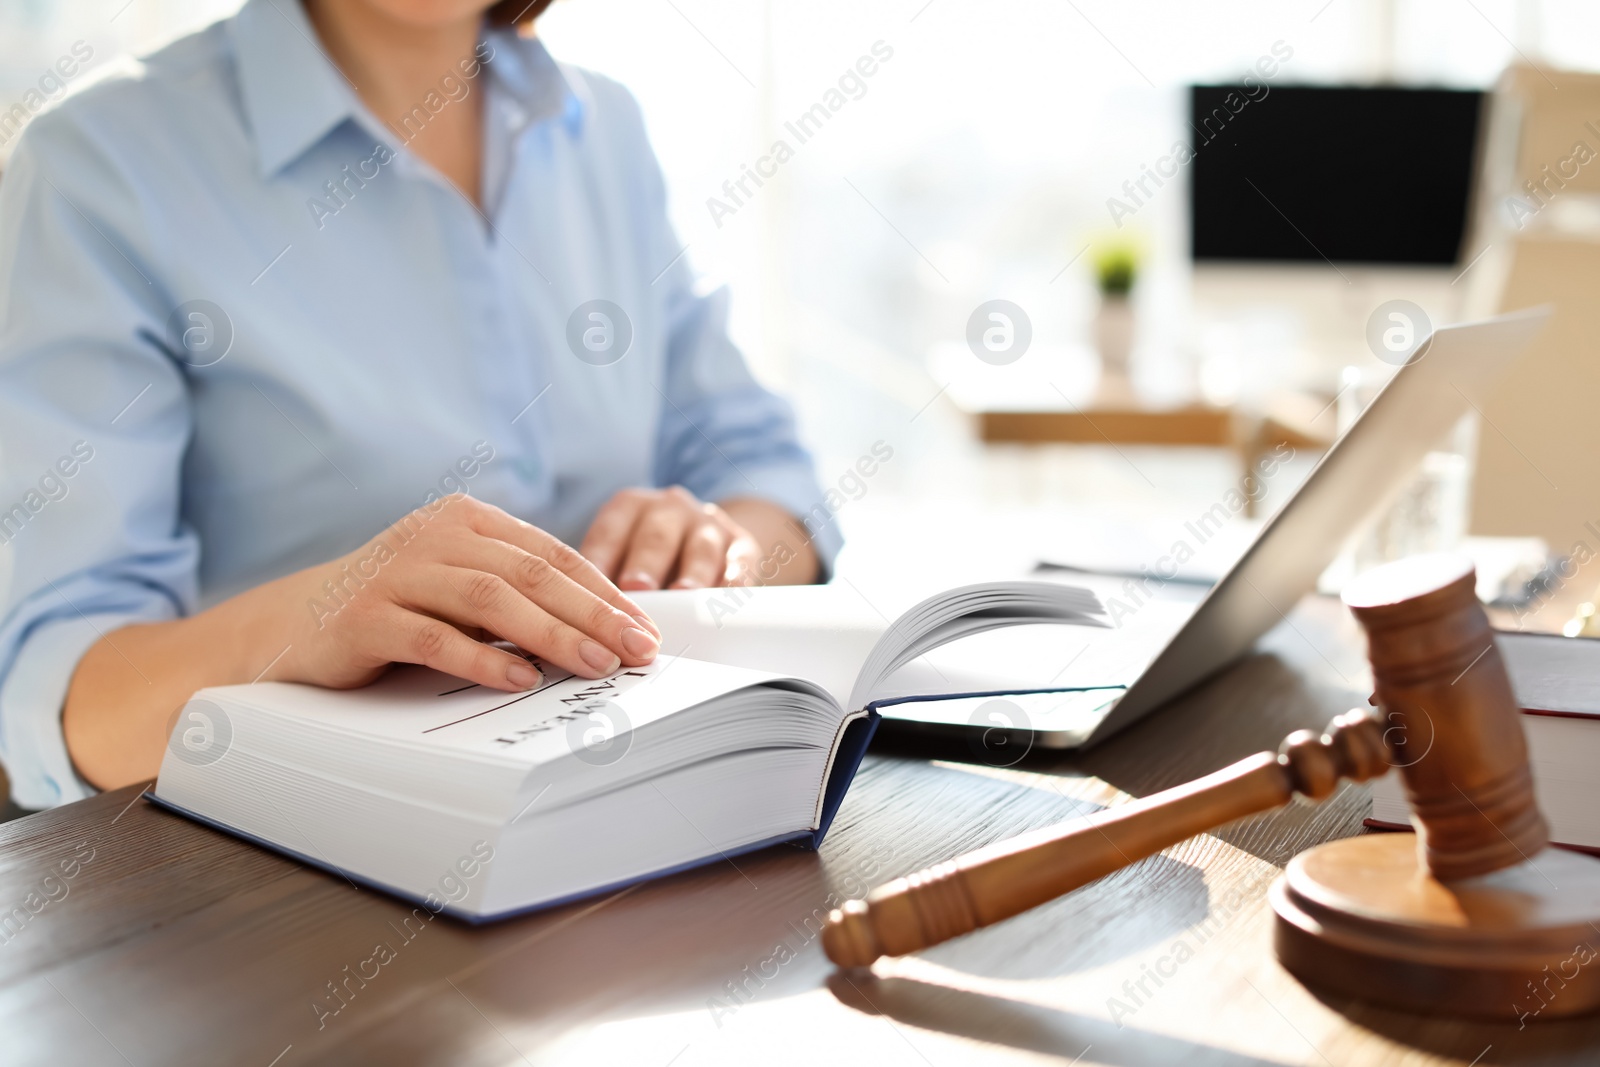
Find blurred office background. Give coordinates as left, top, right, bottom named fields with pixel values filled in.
left=4, top=0, right=1599, bottom=587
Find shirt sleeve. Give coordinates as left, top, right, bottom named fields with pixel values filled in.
left=652, top=280, right=843, bottom=578
left=608, top=85, right=843, bottom=579
left=0, top=108, right=198, bottom=808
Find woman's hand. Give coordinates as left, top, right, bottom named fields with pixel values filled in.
left=64, top=495, right=660, bottom=790
left=287, top=494, right=660, bottom=691
left=580, top=487, right=819, bottom=590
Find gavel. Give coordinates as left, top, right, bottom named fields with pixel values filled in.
left=824, top=554, right=1600, bottom=1019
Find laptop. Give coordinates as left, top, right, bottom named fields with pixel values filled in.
left=878, top=308, right=1549, bottom=750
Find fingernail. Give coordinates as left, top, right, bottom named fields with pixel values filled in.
left=579, top=640, right=620, bottom=674
left=507, top=663, right=542, bottom=689
left=621, top=626, right=658, bottom=659
left=672, top=577, right=704, bottom=590
left=622, top=571, right=659, bottom=591
left=630, top=611, right=661, bottom=637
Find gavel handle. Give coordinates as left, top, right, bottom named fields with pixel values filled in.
left=822, top=709, right=1392, bottom=967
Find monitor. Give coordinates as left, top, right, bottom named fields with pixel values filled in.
left=1188, top=85, right=1484, bottom=267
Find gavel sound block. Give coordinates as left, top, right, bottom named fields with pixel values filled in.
left=823, top=554, right=1600, bottom=1019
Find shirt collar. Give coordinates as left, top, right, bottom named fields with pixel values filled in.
left=229, top=0, right=359, bottom=177
left=229, top=0, right=584, bottom=178
left=483, top=30, right=587, bottom=136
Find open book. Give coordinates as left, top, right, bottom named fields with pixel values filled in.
left=151, top=581, right=1104, bottom=920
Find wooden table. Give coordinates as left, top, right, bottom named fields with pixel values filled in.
left=3, top=595, right=1598, bottom=1066
left=976, top=402, right=1238, bottom=448
left=969, top=389, right=1339, bottom=519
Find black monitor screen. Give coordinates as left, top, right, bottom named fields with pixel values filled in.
left=1188, top=85, right=1483, bottom=266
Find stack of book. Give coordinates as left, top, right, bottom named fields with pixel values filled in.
left=1368, top=631, right=1600, bottom=852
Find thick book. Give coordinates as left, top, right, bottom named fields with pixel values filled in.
left=151, top=581, right=1105, bottom=920
left=1366, top=631, right=1600, bottom=852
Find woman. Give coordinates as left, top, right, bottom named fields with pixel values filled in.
left=0, top=0, right=836, bottom=808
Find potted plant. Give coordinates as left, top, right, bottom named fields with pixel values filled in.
left=1092, top=239, right=1141, bottom=399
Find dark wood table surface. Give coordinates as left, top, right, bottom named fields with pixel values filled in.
left=3, top=593, right=1598, bottom=1066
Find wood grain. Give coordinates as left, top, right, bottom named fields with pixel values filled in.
left=1, top=595, right=1598, bottom=1065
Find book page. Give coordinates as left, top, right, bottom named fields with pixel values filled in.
left=205, top=654, right=808, bottom=766
left=632, top=581, right=1115, bottom=710
left=872, top=600, right=1193, bottom=702
left=630, top=586, right=888, bottom=707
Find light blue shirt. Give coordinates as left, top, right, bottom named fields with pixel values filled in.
left=0, top=0, right=838, bottom=808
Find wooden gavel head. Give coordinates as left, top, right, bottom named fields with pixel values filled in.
left=1341, top=552, right=1549, bottom=879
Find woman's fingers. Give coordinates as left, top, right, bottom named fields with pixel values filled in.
left=669, top=519, right=730, bottom=589
left=618, top=500, right=693, bottom=590
left=577, top=491, right=649, bottom=583
left=293, top=497, right=674, bottom=693
left=380, top=607, right=547, bottom=692
left=445, top=536, right=659, bottom=665
left=405, top=566, right=629, bottom=679
left=578, top=487, right=768, bottom=592
left=723, top=528, right=764, bottom=587
left=469, top=498, right=660, bottom=638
